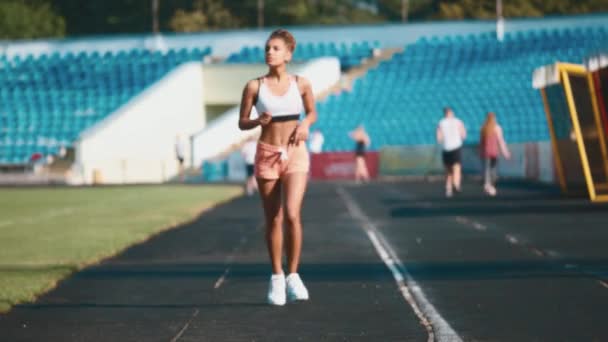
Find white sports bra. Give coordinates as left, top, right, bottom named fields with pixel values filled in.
left=255, top=75, right=304, bottom=122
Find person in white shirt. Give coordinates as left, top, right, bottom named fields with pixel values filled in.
left=436, top=107, right=467, bottom=197
left=308, top=129, right=324, bottom=154
left=241, top=136, right=258, bottom=196
left=175, top=135, right=185, bottom=183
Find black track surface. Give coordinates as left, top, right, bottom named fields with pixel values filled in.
left=1, top=180, right=607, bottom=341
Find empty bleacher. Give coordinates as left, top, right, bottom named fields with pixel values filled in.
left=314, top=26, right=608, bottom=152
left=0, top=47, right=211, bottom=165
left=226, top=41, right=378, bottom=69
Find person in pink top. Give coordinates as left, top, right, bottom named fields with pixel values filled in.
left=479, top=112, right=511, bottom=196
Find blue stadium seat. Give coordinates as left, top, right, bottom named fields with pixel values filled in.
left=312, top=26, right=607, bottom=152
left=226, top=41, right=374, bottom=69
left=0, top=46, right=212, bottom=164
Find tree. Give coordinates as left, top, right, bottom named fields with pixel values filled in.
left=8, top=0, right=608, bottom=38
left=52, top=0, right=152, bottom=36
left=169, top=0, right=240, bottom=32
left=435, top=0, right=608, bottom=20
left=0, top=0, right=65, bottom=40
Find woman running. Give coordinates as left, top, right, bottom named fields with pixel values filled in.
left=238, top=29, right=316, bottom=306
left=349, top=125, right=371, bottom=183
left=479, top=112, right=510, bottom=196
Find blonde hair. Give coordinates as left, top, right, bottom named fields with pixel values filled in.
left=481, top=112, right=497, bottom=141
left=267, top=29, right=296, bottom=52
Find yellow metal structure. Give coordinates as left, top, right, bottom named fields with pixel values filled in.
left=541, top=63, right=608, bottom=202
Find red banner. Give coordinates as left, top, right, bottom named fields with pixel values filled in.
left=310, top=152, right=379, bottom=180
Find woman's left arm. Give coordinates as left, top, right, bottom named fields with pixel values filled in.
left=293, top=77, right=317, bottom=143
left=496, top=125, right=511, bottom=159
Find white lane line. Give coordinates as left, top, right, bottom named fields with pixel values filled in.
left=472, top=222, right=487, bottom=232
left=530, top=248, right=546, bottom=257
left=338, top=187, right=462, bottom=342
left=170, top=308, right=199, bottom=342
left=451, top=208, right=608, bottom=292
left=213, top=269, right=230, bottom=289
left=544, top=250, right=561, bottom=258
left=213, top=231, right=254, bottom=290
left=505, top=234, right=520, bottom=245
left=455, top=216, right=486, bottom=231
left=454, top=216, right=469, bottom=225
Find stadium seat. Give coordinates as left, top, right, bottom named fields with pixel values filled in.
left=0, top=46, right=212, bottom=164
left=312, top=26, right=608, bottom=152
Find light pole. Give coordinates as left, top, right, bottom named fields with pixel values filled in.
left=258, top=0, right=264, bottom=29
left=496, top=0, right=505, bottom=41
left=401, top=0, right=409, bottom=23
left=152, top=0, right=159, bottom=33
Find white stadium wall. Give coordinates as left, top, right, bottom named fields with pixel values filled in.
left=202, top=63, right=270, bottom=105
left=190, top=57, right=341, bottom=166
left=70, top=62, right=205, bottom=185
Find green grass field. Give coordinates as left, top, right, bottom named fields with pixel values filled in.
left=0, top=184, right=242, bottom=313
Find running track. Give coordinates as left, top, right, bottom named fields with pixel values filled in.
left=1, top=180, right=608, bottom=341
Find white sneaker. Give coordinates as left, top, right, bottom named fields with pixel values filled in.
left=484, top=184, right=497, bottom=197
left=445, top=187, right=453, bottom=198
left=286, top=273, right=309, bottom=302
left=267, top=274, right=286, bottom=306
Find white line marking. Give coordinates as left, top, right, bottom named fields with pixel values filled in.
left=530, top=248, right=546, bottom=257
left=544, top=250, right=561, bottom=258
left=505, top=234, right=519, bottom=245
left=450, top=212, right=608, bottom=290
left=454, top=216, right=469, bottom=225
left=170, top=308, right=199, bottom=342
left=212, top=230, right=255, bottom=290
left=472, top=222, right=487, bottom=232
left=214, top=269, right=230, bottom=289
left=338, top=187, right=462, bottom=342
left=455, top=216, right=487, bottom=232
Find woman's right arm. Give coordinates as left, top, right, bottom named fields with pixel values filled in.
left=238, top=80, right=261, bottom=130
left=496, top=125, right=511, bottom=159
left=436, top=125, right=443, bottom=144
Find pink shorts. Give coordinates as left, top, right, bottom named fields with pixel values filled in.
left=254, top=141, right=310, bottom=180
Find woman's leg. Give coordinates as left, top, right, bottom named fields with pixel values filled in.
left=282, top=172, right=308, bottom=274
left=358, top=156, right=370, bottom=182
left=257, top=178, right=284, bottom=275
left=483, top=158, right=492, bottom=188
left=354, top=156, right=361, bottom=182
left=445, top=166, right=453, bottom=196
left=490, top=158, right=498, bottom=186
left=453, top=162, right=462, bottom=191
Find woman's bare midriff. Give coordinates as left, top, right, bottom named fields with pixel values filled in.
left=259, top=121, right=299, bottom=146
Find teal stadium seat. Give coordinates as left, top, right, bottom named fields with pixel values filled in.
left=226, top=41, right=378, bottom=70
left=312, top=27, right=608, bottom=152
left=0, top=47, right=212, bottom=164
